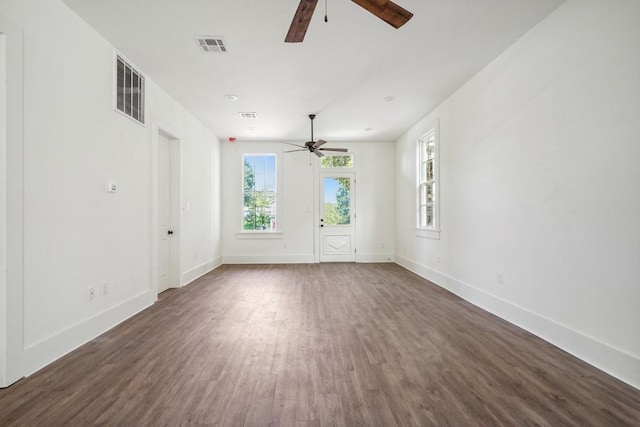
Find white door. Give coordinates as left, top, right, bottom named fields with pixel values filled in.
left=158, top=133, right=173, bottom=293
left=319, top=172, right=355, bottom=262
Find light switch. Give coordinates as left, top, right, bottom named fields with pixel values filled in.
left=106, top=182, right=117, bottom=193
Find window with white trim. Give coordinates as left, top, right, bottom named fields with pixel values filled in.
left=115, top=54, right=145, bottom=124
left=243, top=154, right=277, bottom=231
left=418, top=129, right=438, bottom=231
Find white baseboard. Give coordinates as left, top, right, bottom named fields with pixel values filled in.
left=222, top=254, right=315, bottom=264
left=181, top=257, right=222, bottom=285
left=356, top=253, right=395, bottom=263
left=395, top=255, right=640, bottom=390
left=22, top=291, right=155, bottom=378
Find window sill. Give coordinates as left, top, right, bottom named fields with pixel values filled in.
left=235, top=231, right=283, bottom=240
left=416, top=228, right=440, bottom=240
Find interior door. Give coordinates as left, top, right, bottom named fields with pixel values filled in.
left=319, top=172, right=355, bottom=262
left=158, top=133, right=172, bottom=293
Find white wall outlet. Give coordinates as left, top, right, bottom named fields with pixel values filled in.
left=88, top=286, right=95, bottom=301
left=194, top=252, right=198, bottom=260
left=102, top=282, right=108, bottom=296
left=497, top=271, right=504, bottom=285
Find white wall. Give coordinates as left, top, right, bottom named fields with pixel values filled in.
left=0, top=28, right=7, bottom=387
left=395, top=0, right=640, bottom=388
left=222, top=141, right=394, bottom=263
left=0, top=0, right=221, bottom=386
left=0, top=9, right=24, bottom=387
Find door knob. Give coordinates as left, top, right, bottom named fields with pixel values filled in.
left=168, top=230, right=174, bottom=235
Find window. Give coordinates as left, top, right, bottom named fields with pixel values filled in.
left=321, top=154, right=353, bottom=168
left=417, top=128, right=439, bottom=235
left=243, top=154, right=277, bottom=231
left=115, top=54, right=145, bottom=124
left=323, top=177, right=351, bottom=225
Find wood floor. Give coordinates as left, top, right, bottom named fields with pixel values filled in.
left=1, top=263, right=639, bottom=426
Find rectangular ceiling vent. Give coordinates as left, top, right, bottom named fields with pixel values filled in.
left=195, top=37, right=227, bottom=53
left=240, top=112, right=258, bottom=119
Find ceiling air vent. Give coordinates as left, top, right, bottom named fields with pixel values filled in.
left=195, top=37, right=227, bottom=53
left=240, top=112, right=258, bottom=119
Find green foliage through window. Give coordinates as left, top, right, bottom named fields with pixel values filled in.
left=243, top=155, right=276, bottom=231
left=323, top=177, right=350, bottom=225
left=321, top=155, right=353, bottom=168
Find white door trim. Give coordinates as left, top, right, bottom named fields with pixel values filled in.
left=151, top=122, right=182, bottom=296
left=0, top=14, right=25, bottom=387
left=318, top=172, right=356, bottom=263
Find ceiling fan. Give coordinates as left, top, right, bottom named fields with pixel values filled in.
left=283, top=114, right=348, bottom=158
left=285, top=0, right=413, bottom=43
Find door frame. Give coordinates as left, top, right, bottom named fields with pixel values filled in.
left=151, top=123, right=181, bottom=296
left=318, top=172, right=356, bottom=262
left=313, top=153, right=357, bottom=263
left=0, top=15, right=25, bottom=388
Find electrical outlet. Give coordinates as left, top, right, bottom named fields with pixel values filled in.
left=88, top=286, right=95, bottom=301
left=102, top=282, right=109, bottom=296
left=497, top=271, right=504, bottom=285
left=194, top=252, right=198, bottom=260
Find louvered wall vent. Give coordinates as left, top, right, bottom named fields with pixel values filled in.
left=195, top=37, right=228, bottom=53
left=240, top=112, right=258, bottom=119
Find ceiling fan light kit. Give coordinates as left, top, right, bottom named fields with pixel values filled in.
left=283, top=114, right=348, bottom=158
left=285, top=0, right=413, bottom=43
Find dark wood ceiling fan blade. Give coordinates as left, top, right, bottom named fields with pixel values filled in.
left=285, top=0, right=319, bottom=43
left=312, top=139, right=327, bottom=149
left=314, top=150, right=325, bottom=157
left=319, top=147, right=348, bottom=152
left=351, top=0, right=413, bottom=29
left=284, top=149, right=308, bottom=153
left=282, top=141, right=306, bottom=148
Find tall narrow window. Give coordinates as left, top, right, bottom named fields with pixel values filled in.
left=418, top=129, right=438, bottom=232
left=243, top=154, right=277, bottom=231
left=115, top=54, right=145, bottom=124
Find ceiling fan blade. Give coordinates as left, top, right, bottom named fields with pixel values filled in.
left=351, top=0, right=413, bottom=29
left=285, top=0, right=319, bottom=43
left=312, top=139, right=327, bottom=149
left=284, top=149, right=308, bottom=153
left=314, top=150, right=325, bottom=158
left=318, top=147, right=348, bottom=152
left=281, top=141, right=306, bottom=148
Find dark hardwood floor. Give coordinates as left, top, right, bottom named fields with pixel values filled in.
left=1, top=263, right=639, bottom=426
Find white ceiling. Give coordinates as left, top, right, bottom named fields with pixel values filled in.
left=61, top=0, right=563, bottom=143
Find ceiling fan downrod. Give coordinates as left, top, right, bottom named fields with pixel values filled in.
left=309, top=114, right=316, bottom=142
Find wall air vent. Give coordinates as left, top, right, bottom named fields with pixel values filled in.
left=195, top=37, right=228, bottom=53
left=240, top=112, right=258, bottom=119
left=115, top=54, right=145, bottom=125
